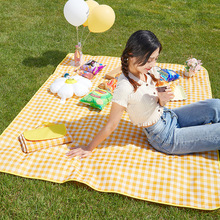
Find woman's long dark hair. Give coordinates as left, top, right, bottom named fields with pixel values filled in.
left=121, top=30, right=162, bottom=92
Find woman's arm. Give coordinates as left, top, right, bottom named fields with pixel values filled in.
left=66, top=102, right=126, bottom=158
left=157, top=86, right=175, bottom=107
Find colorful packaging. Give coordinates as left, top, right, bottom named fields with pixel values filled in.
left=158, top=68, right=180, bottom=82
left=156, top=79, right=179, bottom=92
left=106, top=78, right=117, bottom=94
left=77, top=70, right=94, bottom=80
left=80, top=88, right=112, bottom=110
left=80, top=60, right=106, bottom=75
left=98, top=79, right=118, bottom=94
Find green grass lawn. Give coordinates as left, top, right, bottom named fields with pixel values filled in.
left=0, top=0, right=220, bottom=219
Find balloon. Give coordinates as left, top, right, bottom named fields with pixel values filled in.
left=83, top=0, right=99, bottom=27
left=88, top=5, right=115, bottom=33
left=64, top=0, right=89, bottom=27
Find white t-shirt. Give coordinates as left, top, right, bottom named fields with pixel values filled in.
left=112, top=67, right=163, bottom=127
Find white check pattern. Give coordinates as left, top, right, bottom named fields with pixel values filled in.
left=0, top=54, right=219, bottom=210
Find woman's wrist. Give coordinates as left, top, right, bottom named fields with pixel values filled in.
left=86, top=145, right=93, bottom=152
left=158, top=99, right=166, bottom=107
left=87, top=143, right=96, bottom=152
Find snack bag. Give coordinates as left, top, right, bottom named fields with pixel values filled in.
left=77, top=70, right=94, bottom=80
left=158, top=68, right=180, bottom=82
left=106, top=78, right=117, bottom=94
left=80, top=88, right=112, bottom=110
left=156, top=79, right=178, bottom=92
left=80, top=60, right=106, bottom=75
left=98, top=79, right=118, bottom=94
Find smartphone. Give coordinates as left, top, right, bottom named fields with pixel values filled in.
left=156, top=86, right=167, bottom=92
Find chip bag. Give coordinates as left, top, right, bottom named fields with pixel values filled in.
left=77, top=70, right=94, bottom=80
left=98, top=78, right=118, bottom=94
left=158, top=68, right=180, bottom=82
left=80, top=60, right=106, bottom=75
left=80, top=88, right=112, bottom=110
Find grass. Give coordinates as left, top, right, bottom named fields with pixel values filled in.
left=1, top=175, right=220, bottom=220
left=0, top=0, right=220, bottom=219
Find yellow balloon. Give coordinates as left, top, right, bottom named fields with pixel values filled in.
left=88, top=5, right=115, bottom=33
left=83, top=0, right=99, bottom=27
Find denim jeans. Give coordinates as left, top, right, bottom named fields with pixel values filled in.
left=144, top=99, right=220, bottom=154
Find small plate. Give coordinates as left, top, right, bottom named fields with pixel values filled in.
left=171, top=85, right=187, bottom=101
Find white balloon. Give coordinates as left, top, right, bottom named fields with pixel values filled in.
left=64, top=0, right=89, bottom=27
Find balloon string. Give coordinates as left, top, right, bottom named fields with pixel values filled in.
left=82, top=31, right=90, bottom=50
left=76, top=26, right=79, bottom=44
left=80, top=26, right=85, bottom=44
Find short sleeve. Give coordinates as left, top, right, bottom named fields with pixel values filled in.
left=112, top=78, right=133, bottom=108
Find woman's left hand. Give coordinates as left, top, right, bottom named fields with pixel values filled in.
left=66, top=145, right=93, bottom=159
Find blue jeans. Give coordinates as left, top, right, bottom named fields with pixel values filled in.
left=144, top=99, right=220, bottom=154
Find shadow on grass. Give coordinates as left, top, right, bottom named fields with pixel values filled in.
left=22, top=50, right=67, bottom=67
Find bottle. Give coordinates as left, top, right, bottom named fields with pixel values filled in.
left=74, top=42, right=82, bottom=67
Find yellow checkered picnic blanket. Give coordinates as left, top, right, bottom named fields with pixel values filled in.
left=0, top=54, right=219, bottom=210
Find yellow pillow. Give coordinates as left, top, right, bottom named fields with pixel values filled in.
left=23, top=124, right=67, bottom=141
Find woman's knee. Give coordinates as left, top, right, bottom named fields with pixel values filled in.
left=204, top=99, right=220, bottom=112
left=204, top=99, right=220, bottom=123
left=205, top=99, right=220, bottom=108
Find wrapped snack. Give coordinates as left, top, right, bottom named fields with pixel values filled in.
left=106, top=78, right=117, bottom=93
left=158, top=68, right=180, bottom=82
left=105, top=66, right=122, bottom=79
left=77, top=69, right=94, bottom=80
left=98, top=82, right=106, bottom=90
left=80, top=60, right=106, bottom=75
left=80, top=88, right=112, bottom=110
left=98, top=79, right=118, bottom=94
left=156, top=79, right=178, bottom=92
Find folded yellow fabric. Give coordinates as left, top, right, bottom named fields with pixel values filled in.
left=23, top=124, right=67, bottom=141
left=18, top=124, right=73, bottom=153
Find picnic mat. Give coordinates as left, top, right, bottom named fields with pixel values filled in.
left=0, top=54, right=220, bottom=210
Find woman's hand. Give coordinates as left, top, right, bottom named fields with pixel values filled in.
left=66, top=145, right=93, bottom=159
left=157, top=86, right=175, bottom=106
left=65, top=102, right=125, bottom=159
